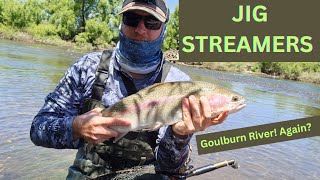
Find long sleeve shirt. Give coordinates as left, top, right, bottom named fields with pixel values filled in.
left=30, top=51, right=193, bottom=171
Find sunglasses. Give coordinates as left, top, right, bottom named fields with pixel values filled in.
left=122, top=12, right=162, bottom=30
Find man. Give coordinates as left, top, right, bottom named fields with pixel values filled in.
left=30, top=0, right=227, bottom=179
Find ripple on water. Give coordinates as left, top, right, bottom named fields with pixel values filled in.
left=1, top=40, right=319, bottom=179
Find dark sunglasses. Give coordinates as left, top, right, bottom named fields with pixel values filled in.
left=122, top=12, right=162, bottom=30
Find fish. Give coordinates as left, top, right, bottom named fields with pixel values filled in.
left=101, top=81, right=246, bottom=141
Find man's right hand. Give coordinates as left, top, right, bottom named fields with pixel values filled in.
left=72, top=107, right=131, bottom=144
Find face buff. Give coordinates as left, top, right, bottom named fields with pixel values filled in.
left=115, top=25, right=166, bottom=74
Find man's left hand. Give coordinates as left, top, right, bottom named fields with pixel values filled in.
left=172, top=95, right=228, bottom=136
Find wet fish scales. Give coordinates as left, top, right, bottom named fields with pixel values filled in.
left=101, top=81, right=246, bottom=141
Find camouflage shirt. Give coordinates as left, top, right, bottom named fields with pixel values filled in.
left=30, top=51, right=193, bottom=172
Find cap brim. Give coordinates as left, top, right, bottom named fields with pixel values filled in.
left=119, top=5, right=167, bottom=23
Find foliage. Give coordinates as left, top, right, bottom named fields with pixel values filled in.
left=25, top=0, right=46, bottom=25
left=279, top=62, right=320, bottom=81
left=45, top=0, right=77, bottom=40
left=0, top=0, right=179, bottom=49
left=258, top=62, right=282, bottom=75
left=0, top=24, right=17, bottom=38
left=1, top=0, right=28, bottom=28
left=163, top=6, right=179, bottom=50
left=102, top=0, right=122, bottom=42
left=25, top=23, right=58, bottom=37
left=280, top=63, right=301, bottom=80
left=72, top=0, right=121, bottom=43
left=74, top=0, right=99, bottom=33
left=75, top=18, right=113, bottom=48
left=255, top=62, right=320, bottom=82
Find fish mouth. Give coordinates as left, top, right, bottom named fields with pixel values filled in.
left=228, top=103, right=246, bottom=115
left=237, top=103, right=246, bottom=110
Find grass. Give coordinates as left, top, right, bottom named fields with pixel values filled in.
left=0, top=25, right=97, bottom=52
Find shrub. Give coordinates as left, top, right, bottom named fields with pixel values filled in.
left=75, top=18, right=113, bottom=47
left=259, top=62, right=282, bottom=75
left=25, top=23, right=57, bottom=37
left=279, top=63, right=301, bottom=80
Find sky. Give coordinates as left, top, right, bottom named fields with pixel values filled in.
left=167, top=0, right=179, bottom=12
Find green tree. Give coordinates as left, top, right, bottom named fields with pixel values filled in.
left=74, top=0, right=99, bottom=33
left=24, top=0, right=46, bottom=25
left=0, top=1, right=4, bottom=24
left=163, top=6, right=179, bottom=50
left=74, top=0, right=121, bottom=46
left=96, top=0, right=121, bottom=41
left=1, top=0, right=28, bottom=28
left=45, top=0, right=77, bottom=40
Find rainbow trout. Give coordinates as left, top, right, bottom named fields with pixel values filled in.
left=101, top=81, right=246, bottom=141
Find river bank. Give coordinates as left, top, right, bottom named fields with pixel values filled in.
left=178, top=62, right=320, bottom=85
left=1, top=27, right=319, bottom=85
left=0, top=25, right=90, bottom=52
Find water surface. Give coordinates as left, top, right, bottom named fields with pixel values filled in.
left=0, top=40, right=319, bottom=179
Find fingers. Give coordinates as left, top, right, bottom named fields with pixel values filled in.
left=189, top=95, right=201, bottom=131
left=181, top=97, right=195, bottom=132
left=200, top=96, right=212, bottom=119
left=92, top=107, right=104, bottom=113
left=96, top=117, right=131, bottom=127
left=179, top=96, right=212, bottom=134
left=180, top=95, right=229, bottom=134
left=100, top=125, right=119, bottom=137
left=81, top=107, right=103, bottom=118
left=107, top=118, right=132, bottom=126
left=74, top=109, right=131, bottom=144
left=190, top=96, right=214, bottom=131
left=182, top=97, right=191, bottom=122
left=82, top=121, right=121, bottom=144
left=211, top=111, right=228, bottom=125
left=200, top=96, right=212, bottom=130
left=87, top=117, right=131, bottom=144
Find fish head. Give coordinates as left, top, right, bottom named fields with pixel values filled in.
left=206, top=89, right=246, bottom=117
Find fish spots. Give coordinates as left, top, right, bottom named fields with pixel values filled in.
left=107, top=95, right=183, bottom=119
left=147, top=87, right=156, bottom=93
left=101, top=81, right=246, bottom=134
left=147, top=101, right=160, bottom=108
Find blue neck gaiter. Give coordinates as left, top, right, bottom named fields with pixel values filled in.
left=115, top=25, right=166, bottom=74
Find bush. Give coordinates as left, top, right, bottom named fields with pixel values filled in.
left=299, top=62, right=320, bottom=73
left=280, top=63, right=301, bottom=80
left=25, top=23, right=57, bottom=37
left=259, top=62, right=282, bottom=75
left=0, top=24, right=16, bottom=38
left=75, top=18, right=114, bottom=47
left=250, top=64, right=261, bottom=72
left=1, top=1, right=28, bottom=28
left=75, top=32, right=89, bottom=46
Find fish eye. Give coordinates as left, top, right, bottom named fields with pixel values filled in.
left=232, top=96, right=239, bottom=102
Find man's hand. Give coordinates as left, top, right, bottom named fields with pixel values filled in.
left=172, top=95, right=228, bottom=136
left=72, top=107, right=131, bottom=144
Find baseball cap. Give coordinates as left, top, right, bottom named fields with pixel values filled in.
left=119, top=0, right=169, bottom=23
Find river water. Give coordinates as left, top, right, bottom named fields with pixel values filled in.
left=0, top=39, right=319, bottom=179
